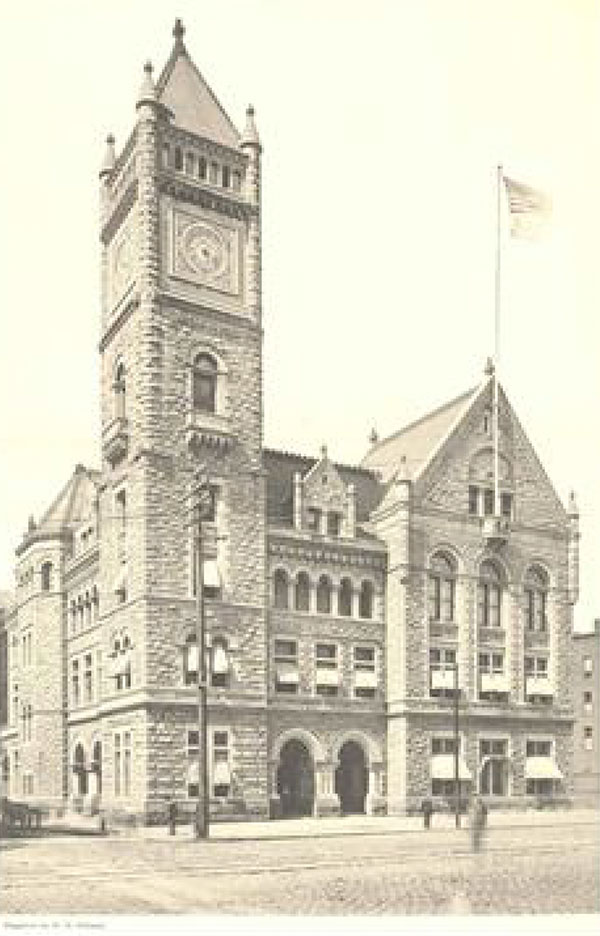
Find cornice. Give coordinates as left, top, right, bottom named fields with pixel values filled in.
left=387, top=698, right=574, bottom=724
left=161, top=126, right=248, bottom=167
left=99, top=295, right=139, bottom=353
left=158, top=174, right=255, bottom=222
left=101, top=179, right=138, bottom=245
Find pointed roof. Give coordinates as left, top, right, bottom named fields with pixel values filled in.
left=156, top=19, right=240, bottom=149
left=16, top=465, right=100, bottom=555
left=361, top=384, right=481, bottom=483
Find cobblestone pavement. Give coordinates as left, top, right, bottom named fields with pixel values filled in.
left=1, top=821, right=598, bottom=915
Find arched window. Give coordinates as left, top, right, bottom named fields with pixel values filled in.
left=339, top=578, right=353, bottom=617
left=41, top=561, right=52, bottom=592
left=192, top=353, right=218, bottom=414
left=524, top=566, right=548, bottom=632
left=478, top=560, right=503, bottom=628
left=115, top=362, right=126, bottom=419
left=295, top=572, right=310, bottom=612
left=359, top=580, right=374, bottom=619
left=316, top=575, right=332, bottom=615
left=273, top=569, right=289, bottom=610
left=428, top=553, right=456, bottom=622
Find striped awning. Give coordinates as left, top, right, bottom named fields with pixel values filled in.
left=430, top=755, right=471, bottom=781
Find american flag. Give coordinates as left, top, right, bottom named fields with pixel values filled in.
left=503, top=176, right=552, bottom=240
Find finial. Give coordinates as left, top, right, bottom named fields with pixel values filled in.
left=100, top=133, right=116, bottom=178
left=568, top=490, right=579, bottom=516
left=397, top=455, right=410, bottom=483
left=137, top=60, right=157, bottom=108
left=241, top=104, right=260, bottom=147
left=173, top=18, right=186, bottom=46
left=369, top=427, right=378, bottom=445
left=320, top=444, right=328, bottom=460
left=484, top=357, right=495, bottom=377
left=28, top=515, right=36, bottom=532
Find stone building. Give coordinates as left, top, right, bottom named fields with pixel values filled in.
left=0, top=21, right=580, bottom=822
left=572, top=621, right=600, bottom=802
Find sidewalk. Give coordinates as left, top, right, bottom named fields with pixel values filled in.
left=123, top=806, right=599, bottom=841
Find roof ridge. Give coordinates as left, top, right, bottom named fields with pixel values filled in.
left=263, top=447, right=379, bottom=479
left=367, top=386, right=477, bottom=458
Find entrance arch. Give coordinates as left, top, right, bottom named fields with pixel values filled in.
left=335, top=740, right=368, bottom=814
left=277, top=739, right=314, bottom=817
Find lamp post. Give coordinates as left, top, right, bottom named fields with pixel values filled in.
left=191, top=468, right=212, bottom=840
left=453, top=663, right=461, bottom=829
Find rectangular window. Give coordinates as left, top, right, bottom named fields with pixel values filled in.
left=492, top=653, right=504, bottom=674
left=232, top=170, right=242, bottom=192
left=526, top=739, right=552, bottom=757
left=114, top=734, right=121, bottom=796
left=96, top=651, right=102, bottom=703
left=431, top=736, right=458, bottom=755
left=212, top=729, right=230, bottom=798
left=584, top=690, right=592, bottom=712
left=468, top=485, right=479, bottom=515
left=500, top=492, right=512, bottom=518
left=71, top=660, right=80, bottom=708
left=209, top=161, right=219, bottom=184
left=221, top=165, right=230, bottom=188
left=483, top=488, right=494, bottom=516
left=187, top=729, right=200, bottom=798
left=316, top=643, right=337, bottom=668
left=274, top=639, right=297, bottom=662
left=583, top=656, right=593, bottom=676
left=354, top=646, right=375, bottom=670
left=123, top=732, right=131, bottom=796
left=306, top=507, right=322, bottom=532
left=584, top=726, right=593, bottom=750
left=428, top=576, right=440, bottom=621
left=327, top=512, right=341, bottom=536
left=479, top=738, right=508, bottom=795
left=84, top=654, right=93, bottom=704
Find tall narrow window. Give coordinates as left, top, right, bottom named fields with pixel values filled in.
left=174, top=146, right=183, bottom=171
left=468, top=485, right=479, bottom=515
left=123, top=732, right=131, bottom=796
left=524, top=566, right=548, bottom=632
left=359, top=580, right=374, bottom=619
left=114, top=734, right=121, bottom=796
left=338, top=578, right=353, bottom=617
left=477, top=561, right=503, bottom=628
left=192, top=353, right=218, bottom=414
left=483, top=488, right=494, bottom=516
left=84, top=654, right=93, bottom=704
left=212, top=730, right=230, bottom=798
left=184, top=634, right=199, bottom=686
left=221, top=165, right=230, bottom=188
left=295, top=572, right=310, bottom=612
left=273, top=569, right=289, bottom=610
left=198, top=156, right=207, bottom=180
left=115, top=362, right=126, bottom=419
left=428, top=553, right=456, bottom=622
left=71, top=659, right=80, bottom=708
left=316, top=575, right=332, bottom=614
left=41, top=562, right=52, bottom=592
left=211, top=640, right=229, bottom=689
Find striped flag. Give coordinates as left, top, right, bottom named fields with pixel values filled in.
left=503, top=176, right=552, bottom=240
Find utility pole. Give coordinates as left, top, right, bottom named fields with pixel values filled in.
left=190, top=467, right=211, bottom=840
left=454, top=663, right=461, bottom=829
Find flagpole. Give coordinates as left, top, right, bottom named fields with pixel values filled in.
left=494, top=164, right=502, bottom=518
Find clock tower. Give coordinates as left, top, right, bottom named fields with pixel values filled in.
left=98, top=21, right=268, bottom=820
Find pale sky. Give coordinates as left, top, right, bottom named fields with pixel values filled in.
left=0, top=0, right=598, bottom=631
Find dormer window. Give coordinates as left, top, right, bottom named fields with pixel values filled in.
left=41, top=561, right=52, bottom=592
left=198, top=156, right=207, bottom=180
left=192, top=353, right=217, bottom=414
left=327, top=512, right=341, bottom=537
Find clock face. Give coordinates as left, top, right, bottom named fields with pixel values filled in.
left=182, top=223, right=228, bottom=280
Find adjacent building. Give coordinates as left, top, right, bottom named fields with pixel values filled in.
left=573, top=621, right=600, bottom=802
left=0, top=21, right=580, bottom=823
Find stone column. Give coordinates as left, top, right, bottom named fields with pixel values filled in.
left=314, top=760, right=338, bottom=817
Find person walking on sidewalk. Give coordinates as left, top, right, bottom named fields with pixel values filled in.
left=469, top=794, right=486, bottom=852
left=422, top=797, right=433, bottom=830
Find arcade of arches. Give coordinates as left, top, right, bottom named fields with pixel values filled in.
left=272, top=732, right=384, bottom=817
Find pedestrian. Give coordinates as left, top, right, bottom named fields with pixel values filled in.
left=168, top=800, right=177, bottom=836
left=422, top=796, right=433, bottom=830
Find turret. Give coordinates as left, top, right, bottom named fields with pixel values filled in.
left=567, top=490, right=580, bottom=605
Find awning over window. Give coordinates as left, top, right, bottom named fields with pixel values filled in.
left=481, top=673, right=509, bottom=693
left=431, top=669, right=455, bottom=691
left=203, top=559, right=221, bottom=590
left=355, top=669, right=378, bottom=689
left=315, top=667, right=339, bottom=687
left=276, top=665, right=299, bottom=684
left=186, top=644, right=199, bottom=672
left=213, top=760, right=231, bottom=786
left=526, top=677, right=554, bottom=697
left=525, top=757, right=563, bottom=780
left=212, top=643, right=228, bottom=674
left=430, top=755, right=472, bottom=781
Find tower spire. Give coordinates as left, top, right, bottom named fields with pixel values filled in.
left=173, top=18, right=186, bottom=52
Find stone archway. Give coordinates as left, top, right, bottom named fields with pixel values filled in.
left=277, top=738, right=315, bottom=818
left=335, top=740, right=368, bottom=814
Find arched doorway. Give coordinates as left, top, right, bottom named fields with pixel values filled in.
left=335, top=741, right=368, bottom=814
left=277, top=739, right=314, bottom=817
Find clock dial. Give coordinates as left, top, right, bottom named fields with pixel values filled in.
left=182, top=224, right=228, bottom=280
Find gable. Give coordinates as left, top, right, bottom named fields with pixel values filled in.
left=415, top=382, right=568, bottom=529
left=157, top=49, right=240, bottom=148
left=303, top=457, right=348, bottom=513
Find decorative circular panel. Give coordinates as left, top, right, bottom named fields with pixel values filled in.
left=182, top=223, right=228, bottom=280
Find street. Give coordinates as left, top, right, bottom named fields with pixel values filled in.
left=1, top=813, right=599, bottom=915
